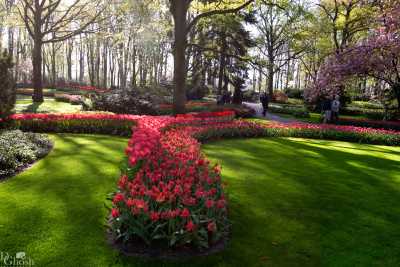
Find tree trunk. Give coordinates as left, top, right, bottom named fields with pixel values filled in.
left=394, top=83, right=400, bottom=111
left=66, top=41, right=73, bottom=81
left=171, top=1, right=189, bottom=114
left=131, top=45, right=136, bottom=87
left=217, top=54, right=226, bottom=94
left=103, top=42, right=108, bottom=88
left=267, top=61, right=274, bottom=97
left=32, top=39, right=43, bottom=102
left=79, top=41, right=85, bottom=82
left=51, top=43, right=56, bottom=86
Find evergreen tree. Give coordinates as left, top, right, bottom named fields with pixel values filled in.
left=0, top=51, right=15, bottom=121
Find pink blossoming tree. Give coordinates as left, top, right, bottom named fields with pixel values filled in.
left=306, top=3, right=400, bottom=111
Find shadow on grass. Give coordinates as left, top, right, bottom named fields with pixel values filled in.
left=0, top=134, right=128, bottom=266
left=23, top=102, right=43, bottom=113
left=203, top=137, right=400, bottom=266
left=1, top=136, right=399, bottom=267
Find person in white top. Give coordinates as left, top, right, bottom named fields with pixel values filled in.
left=331, top=95, right=341, bottom=123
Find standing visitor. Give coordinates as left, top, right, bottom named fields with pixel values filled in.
left=225, top=91, right=232, bottom=104
left=322, top=96, right=332, bottom=123
left=217, top=94, right=223, bottom=105
left=260, top=91, right=269, bottom=117
left=331, top=95, right=341, bottom=122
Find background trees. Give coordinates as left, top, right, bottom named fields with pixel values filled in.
left=17, top=0, right=105, bottom=102
left=254, top=0, right=306, bottom=96
left=307, top=2, right=400, bottom=112
left=0, top=0, right=396, bottom=114
left=169, top=0, right=254, bottom=113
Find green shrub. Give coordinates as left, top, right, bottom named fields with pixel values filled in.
left=0, top=51, right=15, bottom=120
left=0, top=130, right=53, bottom=178
left=11, top=118, right=136, bottom=137
left=341, top=106, right=398, bottom=120
left=268, top=104, right=310, bottom=118
left=89, top=89, right=159, bottom=115
left=284, top=88, right=303, bottom=99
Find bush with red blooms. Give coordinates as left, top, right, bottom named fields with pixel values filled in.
left=272, top=91, right=289, bottom=104
left=54, top=93, right=82, bottom=105
left=109, top=115, right=231, bottom=250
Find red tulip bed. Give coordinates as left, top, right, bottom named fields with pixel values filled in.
left=336, top=117, right=400, bottom=131
left=261, top=121, right=400, bottom=146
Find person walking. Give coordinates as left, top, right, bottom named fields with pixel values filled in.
left=331, top=95, right=341, bottom=122
left=322, top=96, right=332, bottom=124
left=260, top=91, right=269, bottom=117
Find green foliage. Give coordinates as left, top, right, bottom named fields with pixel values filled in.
left=0, top=130, right=52, bottom=178
left=341, top=106, right=398, bottom=120
left=0, top=51, right=15, bottom=120
left=11, top=119, right=136, bottom=137
left=268, top=103, right=310, bottom=118
left=88, top=89, right=161, bottom=115
left=284, top=87, right=303, bottom=99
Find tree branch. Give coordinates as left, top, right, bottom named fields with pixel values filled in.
left=186, top=0, right=254, bottom=33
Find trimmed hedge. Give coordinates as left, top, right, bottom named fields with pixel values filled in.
left=268, top=104, right=310, bottom=118
left=6, top=114, right=138, bottom=136
left=341, top=106, right=398, bottom=120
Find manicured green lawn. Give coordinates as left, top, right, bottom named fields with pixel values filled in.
left=15, top=97, right=82, bottom=113
left=1, top=136, right=399, bottom=266
left=204, top=138, right=400, bottom=266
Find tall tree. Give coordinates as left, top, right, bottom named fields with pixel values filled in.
left=169, top=0, right=254, bottom=114
left=17, top=0, right=104, bottom=102
left=255, top=0, right=306, bottom=96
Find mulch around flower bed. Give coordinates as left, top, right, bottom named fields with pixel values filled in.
left=106, top=227, right=229, bottom=261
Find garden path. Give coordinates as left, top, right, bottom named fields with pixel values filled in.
left=242, top=102, right=299, bottom=123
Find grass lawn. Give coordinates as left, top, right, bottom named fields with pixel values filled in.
left=15, top=97, right=82, bottom=113
left=277, top=112, right=370, bottom=124
left=0, top=136, right=399, bottom=266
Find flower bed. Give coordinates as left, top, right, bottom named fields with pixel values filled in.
left=5, top=113, right=139, bottom=136
left=0, top=130, right=53, bottom=179
left=16, top=88, right=55, bottom=97
left=159, top=101, right=215, bottom=110
left=262, top=122, right=400, bottom=146
left=109, top=114, right=236, bottom=253
left=54, top=93, right=82, bottom=105
left=70, top=85, right=109, bottom=93
left=336, top=117, right=400, bottom=131
left=108, top=111, right=400, bottom=255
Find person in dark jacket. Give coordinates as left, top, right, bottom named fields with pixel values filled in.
left=260, top=92, right=269, bottom=117
left=321, top=97, right=332, bottom=123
